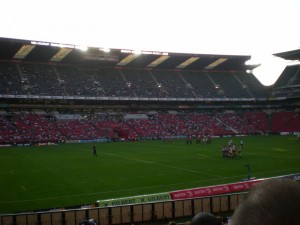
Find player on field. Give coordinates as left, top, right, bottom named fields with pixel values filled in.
left=93, top=144, right=97, bottom=157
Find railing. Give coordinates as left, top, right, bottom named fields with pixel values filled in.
left=0, top=192, right=247, bottom=225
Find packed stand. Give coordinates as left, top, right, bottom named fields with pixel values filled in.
left=271, top=111, right=300, bottom=132
left=0, top=62, right=271, bottom=99
left=1, top=110, right=297, bottom=145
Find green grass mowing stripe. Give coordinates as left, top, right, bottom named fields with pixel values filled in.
left=0, top=135, right=299, bottom=213
left=102, top=151, right=223, bottom=178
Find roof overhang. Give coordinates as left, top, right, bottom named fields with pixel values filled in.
left=13, top=44, right=35, bottom=59
left=0, top=37, right=252, bottom=71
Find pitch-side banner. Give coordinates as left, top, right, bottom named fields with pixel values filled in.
left=97, top=192, right=172, bottom=207
left=170, top=173, right=300, bottom=200
left=170, top=179, right=263, bottom=200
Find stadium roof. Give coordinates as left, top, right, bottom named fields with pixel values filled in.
left=274, top=49, right=300, bottom=61
left=0, top=37, right=257, bottom=71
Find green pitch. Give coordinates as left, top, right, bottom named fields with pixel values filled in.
left=0, top=135, right=299, bottom=213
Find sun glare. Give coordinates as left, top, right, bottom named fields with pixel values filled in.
left=250, top=55, right=287, bottom=86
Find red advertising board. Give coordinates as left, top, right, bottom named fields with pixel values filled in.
left=170, top=179, right=263, bottom=200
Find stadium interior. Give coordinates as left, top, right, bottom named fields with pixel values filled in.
left=0, top=37, right=300, bottom=224
left=0, top=37, right=299, bottom=145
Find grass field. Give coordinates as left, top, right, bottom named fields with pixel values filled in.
left=0, top=135, right=299, bottom=214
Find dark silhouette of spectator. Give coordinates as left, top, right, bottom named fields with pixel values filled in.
left=191, top=212, right=220, bottom=225
left=231, top=178, right=300, bottom=225
left=216, top=216, right=228, bottom=225
left=216, top=216, right=222, bottom=225
left=222, top=217, right=228, bottom=225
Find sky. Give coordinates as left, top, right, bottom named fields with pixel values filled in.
left=1, top=0, right=300, bottom=86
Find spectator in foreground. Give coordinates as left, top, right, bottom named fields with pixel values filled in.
left=184, top=221, right=191, bottom=225
left=168, top=221, right=177, bottom=225
left=216, top=216, right=228, bottom=225
left=191, top=212, right=220, bottom=225
left=231, top=178, right=300, bottom=225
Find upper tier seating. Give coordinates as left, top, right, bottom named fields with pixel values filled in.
left=0, top=62, right=270, bottom=99
left=272, top=65, right=300, bottom=98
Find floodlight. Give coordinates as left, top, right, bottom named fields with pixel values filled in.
left=100, top=48, right=110, bottom=53
left=75, top=45, right=88, bottom=51
left=134, top=49, right=141, bottom=55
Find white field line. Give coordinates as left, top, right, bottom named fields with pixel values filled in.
left=103, top=152, right=223, bottom=178
left=1, top=167, right=299, bottom=204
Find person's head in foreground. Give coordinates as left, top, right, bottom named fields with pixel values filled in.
left=191, top=212, right=219, bottom=225
left=231, top=178, right=300, bottom=225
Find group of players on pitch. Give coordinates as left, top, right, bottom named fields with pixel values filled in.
left=186, top=134, right=212, bottom=145
left=221, top=139, right=243, bottom=158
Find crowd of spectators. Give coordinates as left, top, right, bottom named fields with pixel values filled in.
left=0, top=62, right=273, bottom=99
left=1, top=107, right=299, bottom=145
left=0, top=61, right=299, bottom=145
left=271, top=111, right=300, bottom=132
left=0, top=110, right=277, bottom=145
left=0, top=62, right=23, bottom=95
